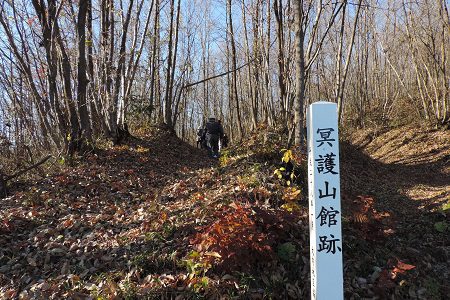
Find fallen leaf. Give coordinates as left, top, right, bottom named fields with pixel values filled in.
left=396, top=260, right=415, bottom=271
left=204, top=251, right=222, bottom=258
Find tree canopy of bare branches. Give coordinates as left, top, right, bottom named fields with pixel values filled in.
left=0, top=0, right=447, bottom=154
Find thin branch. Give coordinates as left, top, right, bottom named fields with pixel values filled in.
left=182, top=60, right=253, bottom=90
left=5, top=155, right=52, bottom=181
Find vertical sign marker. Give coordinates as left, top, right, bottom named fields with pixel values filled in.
left=307, top=102, right=343, bottom=300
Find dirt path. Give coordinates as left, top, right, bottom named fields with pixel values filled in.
left=341, top=125, right=449, bottom=299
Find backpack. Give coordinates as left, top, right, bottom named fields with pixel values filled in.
left=206, top=121, right=221, bottom=135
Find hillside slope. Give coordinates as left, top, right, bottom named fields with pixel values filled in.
left=0, top=126, right=309, bottom=299
left=340, top=125, right=449, bottom=299
left=0, top=124, right=448, bottom=299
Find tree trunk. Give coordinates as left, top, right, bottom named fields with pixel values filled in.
left=169, top=0, right=182, bottom=128
left=227, top=0, right=243, bottom=138
left=149, top=0, right=160, bottom=123
left=293, top=0, right=305, bottom=148
left=274, top=0, right=287, bottom=124
left=336, top=0, right=362, bottom=124
left=77, top=0, right=92, bottom=142
left=164, top=0, right=175, bottom=128
left=111, top=0, right=134, bottom=142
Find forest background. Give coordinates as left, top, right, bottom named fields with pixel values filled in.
left=0, top=0, right=448, bottom=156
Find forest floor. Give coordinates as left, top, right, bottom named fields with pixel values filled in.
left=340, top=125, right=449, bottom=299
left=0, top=124, right=448, bottom=299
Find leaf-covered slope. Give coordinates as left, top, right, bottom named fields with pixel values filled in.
left=0, top=126, right=309, bottom=299
left=1, top=124, right=448, bottom=299
left=340, top=125, right=449, bottom=299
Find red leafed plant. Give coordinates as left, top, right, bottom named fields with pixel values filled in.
left=390, top=259, right=416, bottom=279
left=374, top=258, right=417, bottom=297
left=190, top=203, right=275, bottom=273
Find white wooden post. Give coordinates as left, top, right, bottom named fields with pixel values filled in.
left=307, top=101, right=343, bottom=300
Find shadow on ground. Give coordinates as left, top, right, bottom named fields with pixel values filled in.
left=340, top=139, right=449, bottom=299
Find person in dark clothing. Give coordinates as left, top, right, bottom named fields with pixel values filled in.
left=196, top=127, right=206, bottom=149
left=221, top=133, right=229, bottom=148
left=204, top=117, right=224, bottom=158
left=217, top=120, right=228, bottom=150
